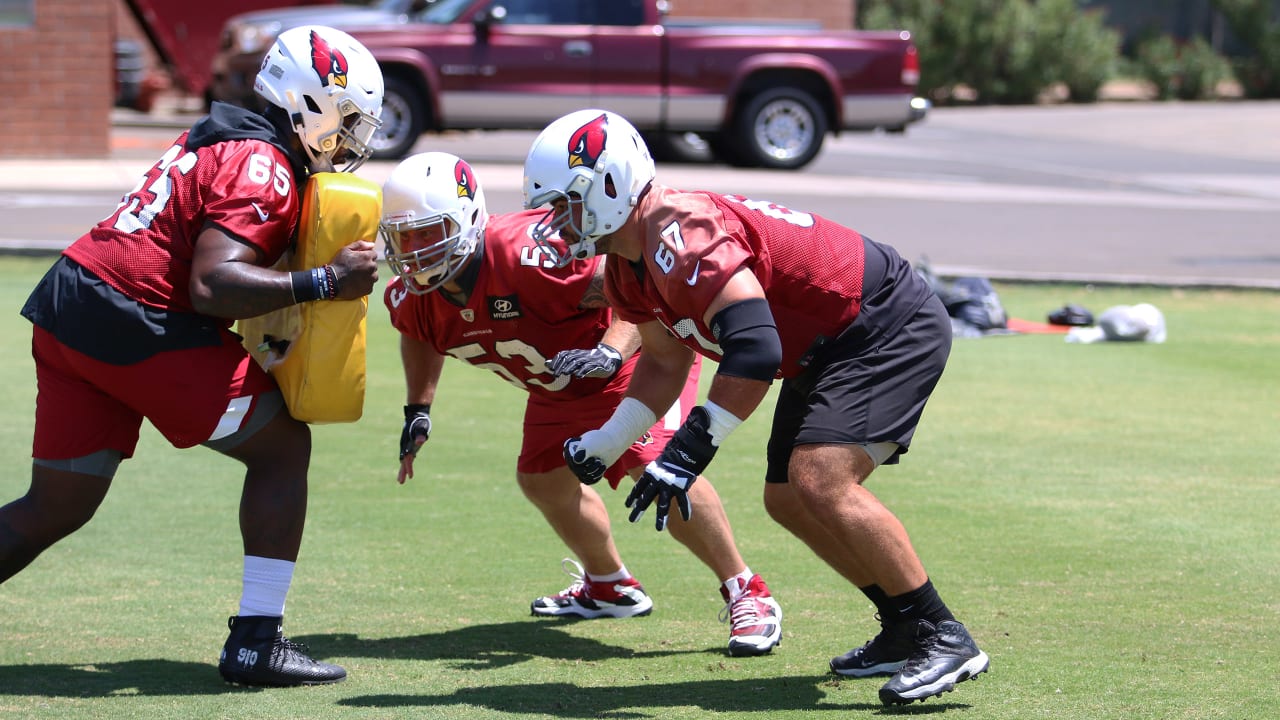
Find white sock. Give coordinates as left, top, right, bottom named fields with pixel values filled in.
left=588, top=565, right=631, bottom=583
left=722, top=567, right=754, bottom=601
left=238, top=555, right=294, bottom=617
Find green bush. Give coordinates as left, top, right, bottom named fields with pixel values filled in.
left=860, top=0, right=947, bottom=97
left=1213, top=0, right=1280, bottom=98
left=1176, top=37, right=1233, bottom=99
left=1135, top=35, right=1182, bottom=99
left=1135, top=35, right=1233, bottom=100
left=1051, top=2, right=1121, bottom=102
left=859, top=0, right=1119, bottom=105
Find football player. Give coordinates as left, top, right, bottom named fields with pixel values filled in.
left=523, top=109, right=990, bottom=705
left=383, top=151, right=782, bottom=657
left=3, top=25, right=384, bottom=686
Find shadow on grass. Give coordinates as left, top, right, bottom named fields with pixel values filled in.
left=0, top=623, right=977, bottom=714
left=0, top=660, right=230, bottom=697
left=296, top=619, right=712, bottom=670
left=337, top=675, right=969, bottom=716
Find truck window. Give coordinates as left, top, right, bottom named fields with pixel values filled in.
left=590, top=0, right=645, bottom=26
left=422, top=0, right=484, bottom=23
left=496, top=0, right=586, bottom=25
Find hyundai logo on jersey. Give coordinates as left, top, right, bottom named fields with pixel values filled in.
left=488, top=295, right=521, bottom=321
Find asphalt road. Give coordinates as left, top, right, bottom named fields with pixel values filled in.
left=2, top=102, right=1277, bottom=288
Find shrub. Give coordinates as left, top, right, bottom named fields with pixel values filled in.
left=1135, top=35, right=1234, bottom=100
left=1051, top=3, right=1121, bottom=102
left=1213, top=0, right=1280, bottom=98
left=859, top=0, right=1120, bottom=104
left=1135, top=35, right=1182, bottom=99
left=1176, top=37, right=1234, bottom=99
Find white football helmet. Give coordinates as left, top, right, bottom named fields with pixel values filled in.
left=380, top=152, right=488, bottom=295
left=522, top=109, right=655, bottom=267
left=254, top=25, right=384, bottom=173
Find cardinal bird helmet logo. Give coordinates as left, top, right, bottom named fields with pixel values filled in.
left=309, top=29, right=350, bottom=89
left=567, top=113, right=608, bottom=170
left=454, top=159, right=477, bottom=200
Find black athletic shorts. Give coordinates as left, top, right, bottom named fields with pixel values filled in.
left=764, top=292, right=952, bottom=483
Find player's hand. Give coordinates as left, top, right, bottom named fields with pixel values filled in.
left=329, top=240, right=380, bottom=300
left=546, top=343, right=623, bottom=379
left=398, top=404, right=432, bottom=484
left=625, top=407, right=717, bottom=531
left=563, top=435, right=609, bottom=485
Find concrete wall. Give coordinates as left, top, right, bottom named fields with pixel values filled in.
left=2, top=0, right=114, bottom=158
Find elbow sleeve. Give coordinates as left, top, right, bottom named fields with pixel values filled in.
left=710, top=298, right=782, bottom=381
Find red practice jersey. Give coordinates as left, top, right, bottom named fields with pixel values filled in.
left=605, top=186, right=871, bottom=378
left=64, top=132, right=300, bottom=322
left=385, top=210, right=634, bottom=400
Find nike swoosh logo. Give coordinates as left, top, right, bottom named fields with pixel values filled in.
left=686, top=261, right=701, bottom=286
left=251, top=202, right=269, bottom=222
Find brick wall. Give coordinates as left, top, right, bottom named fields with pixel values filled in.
left=1, top=0, right=114, bottom=158
left=667, top=0, right=854, bottom=29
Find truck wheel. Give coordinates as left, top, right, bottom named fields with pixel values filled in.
left=371, top=76, right=425, bottom=161
left=732, top=87, right=828, bottom=170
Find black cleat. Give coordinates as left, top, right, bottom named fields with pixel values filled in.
left=830, top=615, right=914, bottom=677
left=879, top=620, right=989, bottom=705
left=218, top=615, right=346, bottom=687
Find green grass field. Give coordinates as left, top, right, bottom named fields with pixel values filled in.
left=0, top=255, right=1276, bottom=719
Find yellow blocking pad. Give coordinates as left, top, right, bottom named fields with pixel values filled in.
left=238, top=172, right=382, bottom=423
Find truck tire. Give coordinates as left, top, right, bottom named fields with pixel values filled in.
left=731, top=86, right=828, bottom=170
left=371, top=75, right=425, bottom=161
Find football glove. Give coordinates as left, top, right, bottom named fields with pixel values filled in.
left=626, top=406, right=717, bottom=531
left=399, top=403, right=432, bottom=460
left=563, top=435, right=609, bottom=485
left=546, top=343, right=623, bottom=379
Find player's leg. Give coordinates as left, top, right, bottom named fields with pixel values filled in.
left=631, top=356, right=781, bottom=655
left=204, top=389, right=345, bottom=687
left=519, top=397, right=651, bottom=620
left=662, top=473, right=744, bottom=582
left=517, top=466, right=622, bottom=576
left=0, top=463, right=115, bottom=583
left=650, top=468, right=782, bottom=656
left=212, top=392, right=310, bottom=565
left=121, top=332, right=344, bottom=687
left=779, top=298, right=987, bottom=702
left=520, top=466, right=652, bottom=619
left=763, top=480, right=874, bottom=587
left=764, top=472, right=918, bottom=677
left=1, top=328, right=134, bottom=583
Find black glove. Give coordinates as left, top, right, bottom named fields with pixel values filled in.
left=546, top=343, right=623, bottom=379
left=626, top=406, right=717, bottom=531
left=399, top=403, right=432, bottom=461
left=563, top=436, right=608, bottom=485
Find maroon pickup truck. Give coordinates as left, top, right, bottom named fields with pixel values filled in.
left=209, top=0, right=927, bottom=169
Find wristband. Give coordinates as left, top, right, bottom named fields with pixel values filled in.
left=588, top=397, right=657, bottom=465
left=291, top=267, right=338, bottom=303
left=323, top=265, right=340, bottom=299
left=290, top=270, right=320, bottom=303
left=701, top=401, right=743, bottom=447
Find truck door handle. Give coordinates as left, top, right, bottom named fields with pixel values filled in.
left=563, top=40, right=592, bottom=57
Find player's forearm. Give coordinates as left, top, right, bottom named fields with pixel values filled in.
left=599, top=317, right=641, bottom=361
left=400, top=335, right=445, bottom=405
left=705, top=374, right=768, bottom=425
left=191, top=262, right=301, bottom=319
left=625, top=340, right=694, bottom=417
